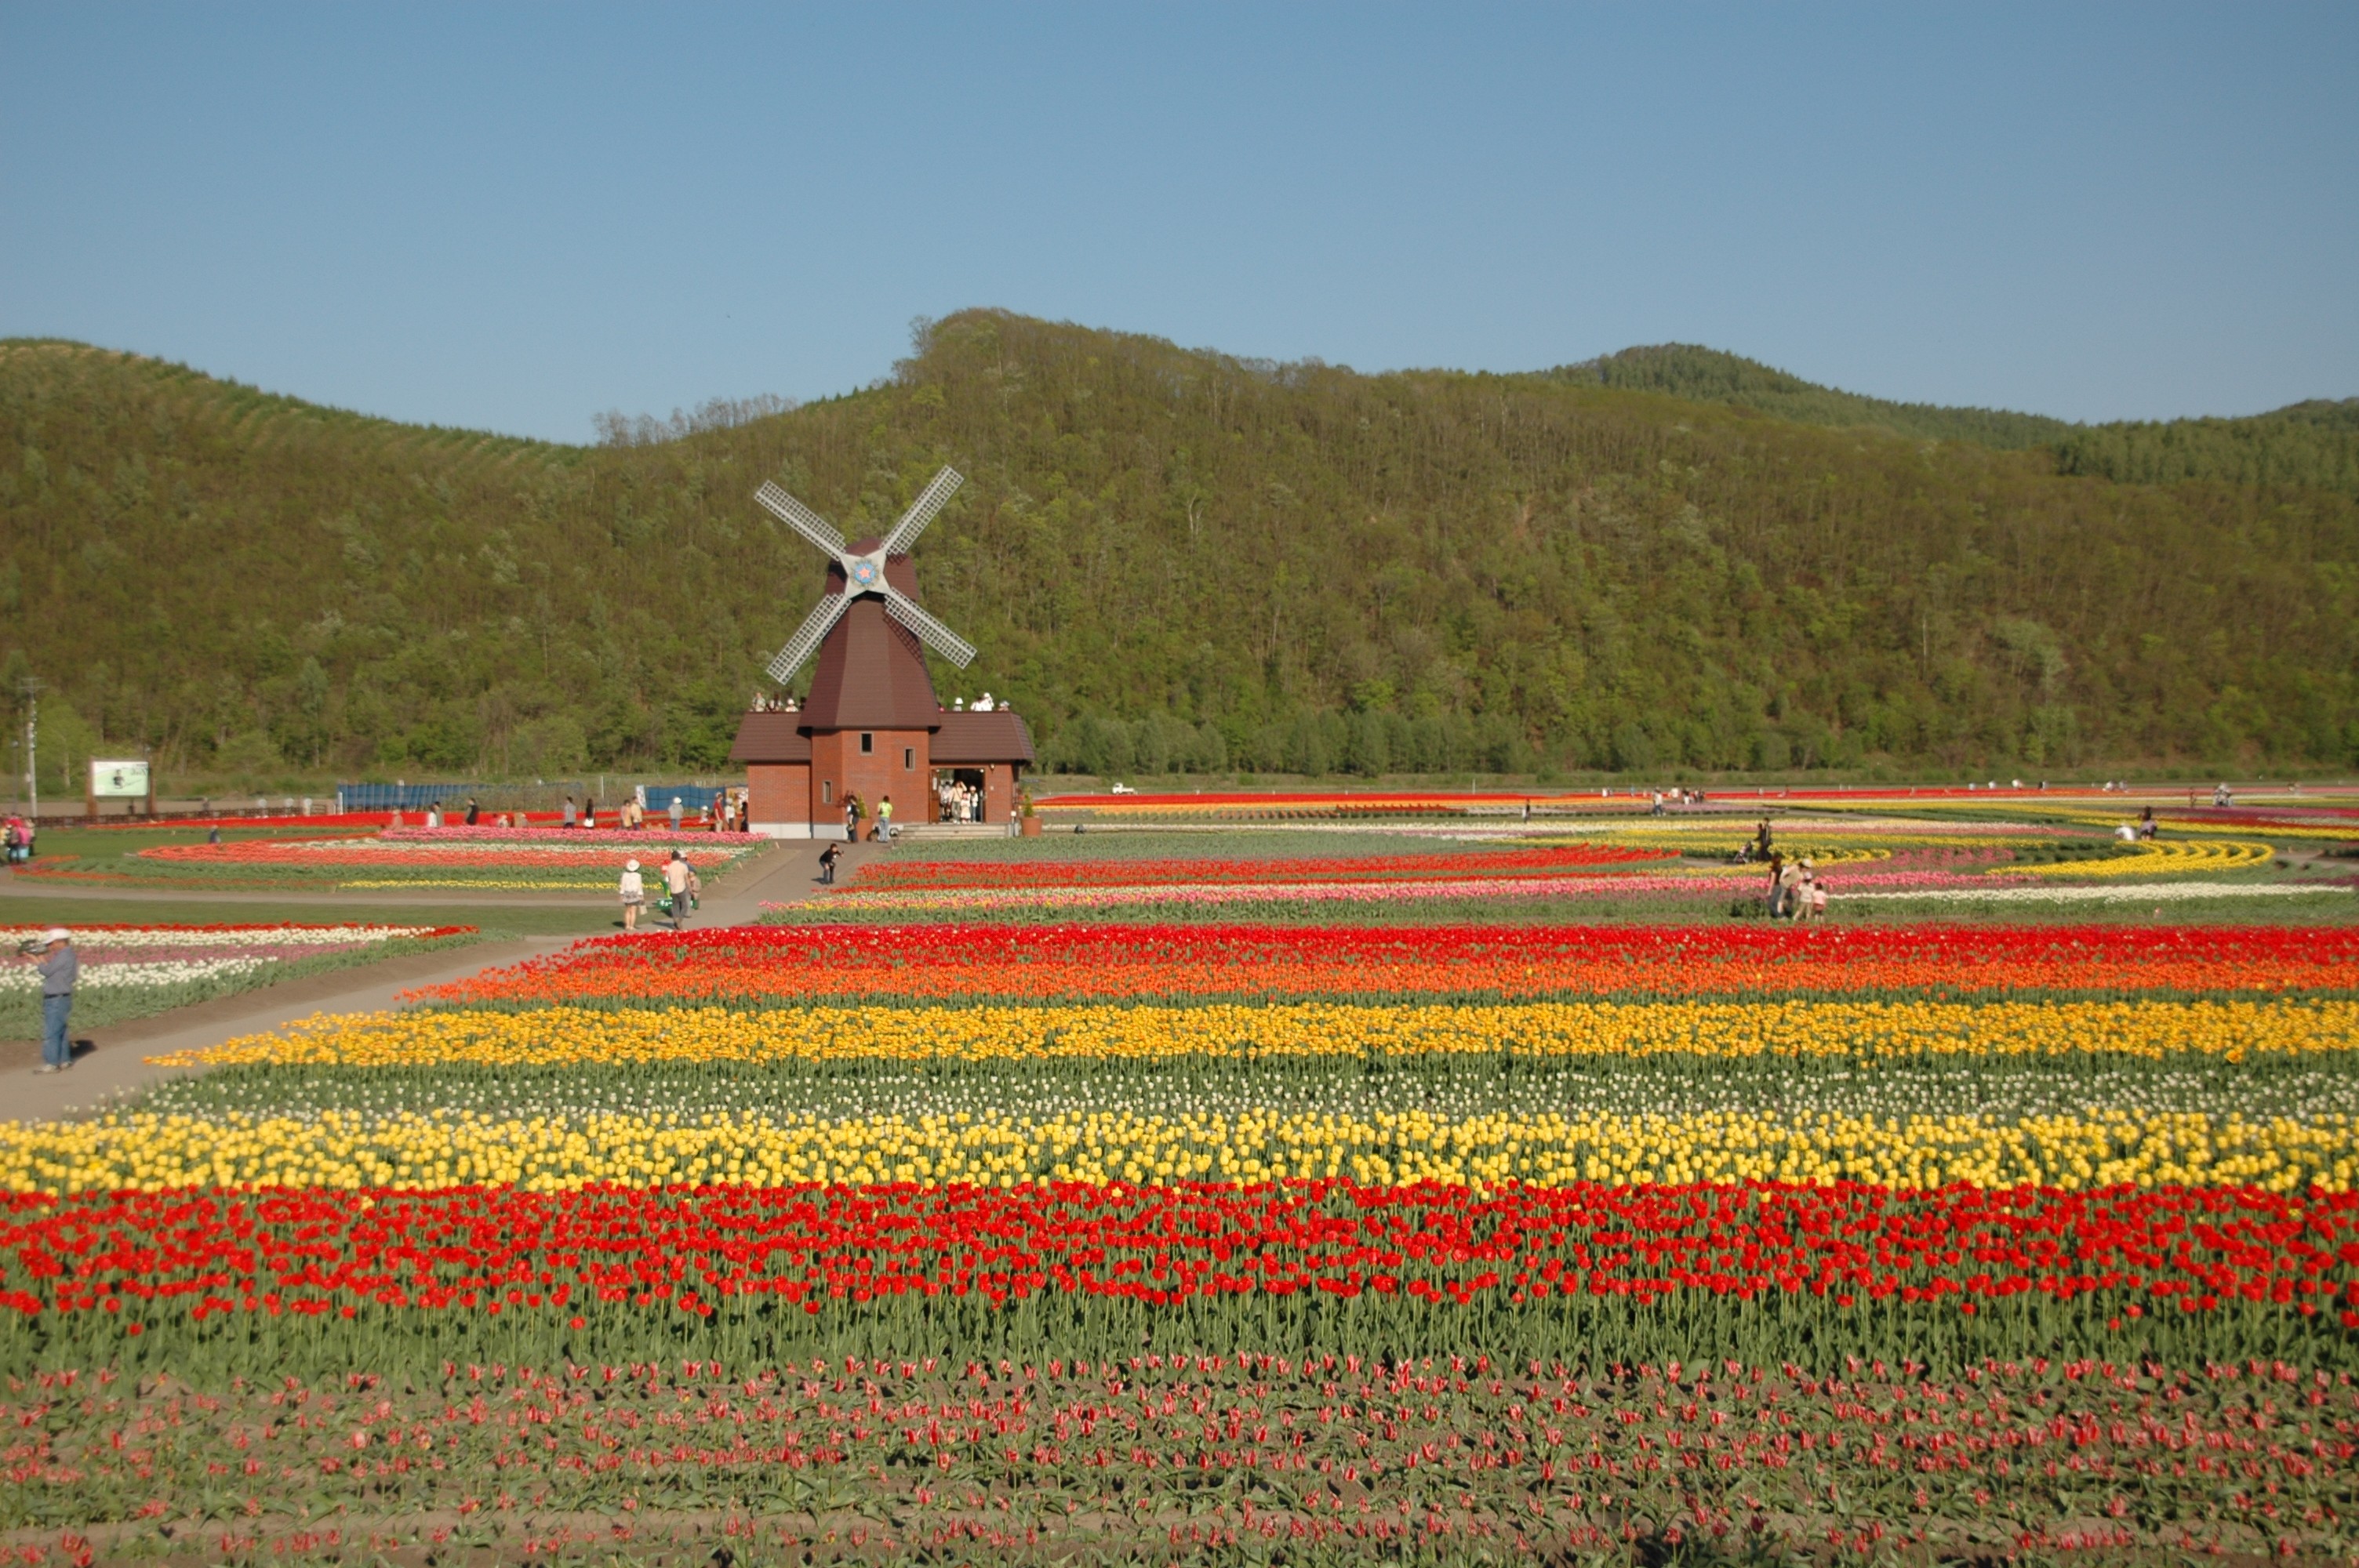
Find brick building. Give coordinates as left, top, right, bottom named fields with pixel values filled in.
left=729, top=543, right=1033, bottom=837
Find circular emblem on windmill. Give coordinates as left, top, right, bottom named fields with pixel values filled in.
left=849, top=557, right=881, bottom=589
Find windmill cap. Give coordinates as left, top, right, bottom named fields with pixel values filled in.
left=41, top=928, right=69, bottom=945
left=625, top=858, right=640, bottom=871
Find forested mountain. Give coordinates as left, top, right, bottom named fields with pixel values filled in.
left=1555, top=345, right=2359, bottom=495
left=1548, top=345, right=2074, bottom=450
left=2, top=313, right=2355, bottom=786
left=2054, top=398, right=2359, bottom=495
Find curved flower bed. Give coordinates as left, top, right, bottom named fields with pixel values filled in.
left=2014, top=839, right=2275, bottom=877
left=853, top=843, right=1673, bottom=890
left=107, top=833, right=758, bottom=890
left=806, top=863, right=2034, bottom=911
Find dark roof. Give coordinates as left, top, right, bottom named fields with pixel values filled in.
left=728, top=711, right=812, bottom=764
left=931, top=710, right=1037, bottom=765
left=795, top=551, right=944, bottom=730
left=729, top=706, right=1034, bottom=766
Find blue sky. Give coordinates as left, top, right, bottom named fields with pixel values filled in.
left=3, top=3, right=2353, bottom=443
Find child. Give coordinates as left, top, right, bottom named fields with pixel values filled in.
left=1808, top=877, right=1830, bottom=924
left=618, top=858, right=645, bottom=932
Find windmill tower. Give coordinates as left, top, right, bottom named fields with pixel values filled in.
left=728, top=467, right=1034, bottom=837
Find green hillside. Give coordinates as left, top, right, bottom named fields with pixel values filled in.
left=1554, top=345, right=2359, bottom=495
left=2055, top=398, right=2359, bottom=493
left=2, top=314, right=2356, bottom=786
left=1548, top=344, right=2074, bottom=450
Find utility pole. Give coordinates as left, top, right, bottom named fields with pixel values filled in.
left=16, top=677, right=41, bottom=821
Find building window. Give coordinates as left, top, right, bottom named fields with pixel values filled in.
left=860, top=732, right=874, bottom=754
left=821, top=780, right=834, bottom=804
left=903, top=746, right=914, bottom=769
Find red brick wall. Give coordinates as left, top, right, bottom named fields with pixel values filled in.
left=746, top=764, right=810, bottom=829
left=981, top=763, right=1020, bottom=825
left=809, top=728, right=930, bottom=834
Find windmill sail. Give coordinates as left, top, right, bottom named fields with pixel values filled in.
left=754, top=481, right=848, bottom=554
left=765, top=592, right=852, bottom=682
left=753, top=468, right=979, bottom=685
left=881, top=586, right=978, bottom=667
left=880, top=466, right=965, bottom=556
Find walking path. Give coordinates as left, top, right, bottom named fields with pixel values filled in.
left=0, top=837, right=856, bottom=1127
left=0, top=935, right=572, bottom=1124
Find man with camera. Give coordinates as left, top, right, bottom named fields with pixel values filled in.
left=21, top=929, right=75, bottom=1073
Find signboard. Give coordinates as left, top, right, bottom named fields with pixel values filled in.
left=89, top=760, right=150, bottom=800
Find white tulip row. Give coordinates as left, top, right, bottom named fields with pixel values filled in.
left=0, top=924, right=440, bottom=949
left=1, top=958, right=278, bottom=989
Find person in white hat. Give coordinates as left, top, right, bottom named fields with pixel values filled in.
left=618, top=859, right=645, bottom=931
left=24, top=929, right=75, bottom=1073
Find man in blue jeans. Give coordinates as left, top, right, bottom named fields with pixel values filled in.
left=31, top=928, right=75, bottom=1073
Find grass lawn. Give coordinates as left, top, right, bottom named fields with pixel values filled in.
left=0, top=894, right=612, bottom=938
left=10, top=822, right=763, bottom=892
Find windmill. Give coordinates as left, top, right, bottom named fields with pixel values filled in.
left=757, top=467, right=976, bottom=683
left=729, top=463, right=1035, bottom=840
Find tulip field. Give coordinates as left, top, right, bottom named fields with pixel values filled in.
left=5, top=810, right=2359, bottom=1560
left=0, top=923, right=474, bottom=1038
left=18, top=824, right=764, bottom=891
left=790, top=813, right=2357, bottom=921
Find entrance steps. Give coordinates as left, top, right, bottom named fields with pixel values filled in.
left=896, top=822, right=1015, bottom=841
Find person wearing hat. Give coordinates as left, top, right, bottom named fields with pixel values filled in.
left=25, top=928, right=75, bottom=1073
left=618, top=858, right=645, bottom=931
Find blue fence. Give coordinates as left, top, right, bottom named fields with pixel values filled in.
left=336, top=783, right=481, bottom=812
left=637, top=785, right=728, bottom=815
left=336, top=782, right=732, bottom=815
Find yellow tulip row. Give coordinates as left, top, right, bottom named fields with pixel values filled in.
left=2016, top=840, right=2274, bottom=878
left=1558, top=826, right=2019, bottom=850
left=2039, top=810, right=2359, bottom=842
left=8, top=1105, right=2354, bottom=1195
left=153, top=998, right=2359, bottom=1071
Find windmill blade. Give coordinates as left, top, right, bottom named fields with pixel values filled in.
left=878, top=466, right=965, bottom=556
left=754, top=481, right=847, bottom=555
left=879, top=585, right=978, bottom=668
left=764, top=593, right=852, bottom=682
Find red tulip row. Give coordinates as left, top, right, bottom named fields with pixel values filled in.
left=5, top=1181, right=2354, bottom=1363
left=418, top=920, right=2359, bottom=1005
